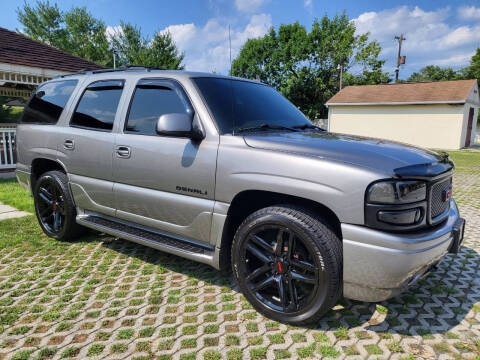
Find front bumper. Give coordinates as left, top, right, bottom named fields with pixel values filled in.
left=342, top=199, right=464, bottom=302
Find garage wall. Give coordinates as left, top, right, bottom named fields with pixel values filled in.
left=328, top=104, right=465, bottom=150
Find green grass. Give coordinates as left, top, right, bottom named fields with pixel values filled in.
left=318, top=345, right=339, bottom=358
left=87, top=343, right=105, bottom=356
left=0, top=178, right=34, bottom=213
left=227, top=348, right=242, bottom=360
left=0, top=106, right=23, bottom=123
left=446, top=151, right=480, bottom=173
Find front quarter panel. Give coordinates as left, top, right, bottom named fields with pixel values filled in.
left=215, top=136, right=387, bottom=225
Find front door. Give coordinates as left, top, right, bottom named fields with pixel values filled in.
left=465, top=107, right=474, bottom=147
left=113, top=78, right=218, bottom=244
left=60, top=79, right=125, bottom=217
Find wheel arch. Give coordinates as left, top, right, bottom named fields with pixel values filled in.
left=218, top=189, right=342, bottom=270
left=30, top=158, right=67, bottom=191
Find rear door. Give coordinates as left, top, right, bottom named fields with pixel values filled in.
left=16, top=79, right=79, bottom=188
left=112, top=78, right=218, bottom=244
left=59, top=79, right=125, bottom=216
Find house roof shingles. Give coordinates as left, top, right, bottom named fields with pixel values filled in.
left=0, top=27, right=103, bottom=73
left=326, top=79, right=478, bottom=105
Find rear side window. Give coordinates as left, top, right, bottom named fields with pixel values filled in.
left=21, top=80, right=78, bottom=124
left=70, top=80, right=124, bottom=131
left=125, top=79, right=193, bottom=136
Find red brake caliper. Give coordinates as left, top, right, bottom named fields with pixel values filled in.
left=277, top=261, right=283, bottom=273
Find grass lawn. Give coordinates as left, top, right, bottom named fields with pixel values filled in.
left=445, top=150, right=480, bottom=174
left=445, top=150, right=480, bottom=210
left=0, top=178, right=33, bottom=213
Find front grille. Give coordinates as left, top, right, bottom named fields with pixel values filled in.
left=430, top=177, right=452, bottom=219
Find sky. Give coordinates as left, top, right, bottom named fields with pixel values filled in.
left=1, top=0, right=480, bottom=79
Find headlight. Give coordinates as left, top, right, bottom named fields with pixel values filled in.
left=367, top=180, right=426, bottom=204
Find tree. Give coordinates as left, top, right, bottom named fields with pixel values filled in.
left=231, top=14, right=390, bottom=119
left=63, top=7, right=111, bottom=66
left=109, top=22, right=184, bottom=69
left=17, top=1, right=67, bottom=49
left=17, top=1, right=184, bottom=70
left=462, top=48, right=480, bottom=80
left=407, top=65, right=460, bottom=82
left=17, top=1, right=111, bottom=66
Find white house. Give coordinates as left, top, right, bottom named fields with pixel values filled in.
left=326, top=80, right=479, bottom=150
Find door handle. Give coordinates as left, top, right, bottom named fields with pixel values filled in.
left=116, top=146, right=131, bottom=158
left=63, top=139, right=75, bottom=150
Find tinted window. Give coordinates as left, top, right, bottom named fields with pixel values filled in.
left=126, top=80, right=192, bottom=136
left=70, top=80, right=124, bottom=131
left=193, top=78, right=310, bottom=134
left=21, top=80, right=78, bottom=124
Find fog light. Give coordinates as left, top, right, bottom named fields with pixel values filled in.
left=377, top=208, right=421, bottom=225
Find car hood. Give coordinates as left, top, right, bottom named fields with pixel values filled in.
left=243, top=131, right=453, bottom=177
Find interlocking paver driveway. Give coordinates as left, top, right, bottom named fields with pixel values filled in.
left=0, top=156, right=479, bottom=360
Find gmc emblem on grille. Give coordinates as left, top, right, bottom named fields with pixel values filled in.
left=442, top=186, right=452, bottom=202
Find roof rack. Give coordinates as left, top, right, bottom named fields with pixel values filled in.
left=54, top=65, right=164, bottom=79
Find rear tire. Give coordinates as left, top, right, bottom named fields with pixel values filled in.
left=231, top=205, right=342, bottom=325
left=33, top=170, right=85, bottom=241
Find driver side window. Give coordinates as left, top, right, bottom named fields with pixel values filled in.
left=125, top=79, right=192, bottom=136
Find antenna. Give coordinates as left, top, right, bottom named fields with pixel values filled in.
left=229, top=25, right=232, bottom=73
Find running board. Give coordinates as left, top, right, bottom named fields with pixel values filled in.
left=76, top=215, right=217, bottom=267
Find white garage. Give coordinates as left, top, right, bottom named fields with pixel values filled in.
left=326, top=79, right=479, bottom=150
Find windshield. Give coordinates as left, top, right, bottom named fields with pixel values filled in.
left=193, top=77, right=311, bottom=134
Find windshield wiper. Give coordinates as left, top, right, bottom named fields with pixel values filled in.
left=292, top=124, right=326, bottom=131
left=236, top=123, right=299, bottom=133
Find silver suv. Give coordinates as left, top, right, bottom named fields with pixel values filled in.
left=16, top=67, right=465, bottom=324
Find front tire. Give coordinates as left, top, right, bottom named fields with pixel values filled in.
left=33, top=170, right=84, bottom=241
left=231, top=205, right=342, bottom=325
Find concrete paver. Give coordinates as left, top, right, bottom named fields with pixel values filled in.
left=0, top=203, right=30, bottom=220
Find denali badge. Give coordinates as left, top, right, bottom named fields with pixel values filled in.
left=176, top=185, right=207, bottom=196
left=442, top=186, right=452, bottom=202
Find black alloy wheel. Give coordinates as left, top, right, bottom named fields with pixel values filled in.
left=243, top=225, right=322, bottom=313
left=36, top=176, right=65, bottom=234
left=232, top=205, right=342, bottom=325
left=34, top=170, right=85, bottom=241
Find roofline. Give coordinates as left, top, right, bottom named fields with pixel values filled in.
left=339, top=79, right=478, bottom=89
left=326, top=100, right=468, bottom=107
left=0, top=27, right=104, bottom=72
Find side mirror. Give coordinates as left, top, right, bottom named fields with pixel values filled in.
left=155, top=113, right=199, bottom=140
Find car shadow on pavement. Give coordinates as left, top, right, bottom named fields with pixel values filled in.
left=97, top=234, right=479, bottom=338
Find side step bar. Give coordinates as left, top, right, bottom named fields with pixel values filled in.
left=76, top=215, right=217, bottom=267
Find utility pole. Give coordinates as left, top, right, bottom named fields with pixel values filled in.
left=394, top=34, right=406, bottom=82
left=338, top=63, right=343, bottom=90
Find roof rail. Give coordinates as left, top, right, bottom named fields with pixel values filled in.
left=54, top=65, right=164, bottom=79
